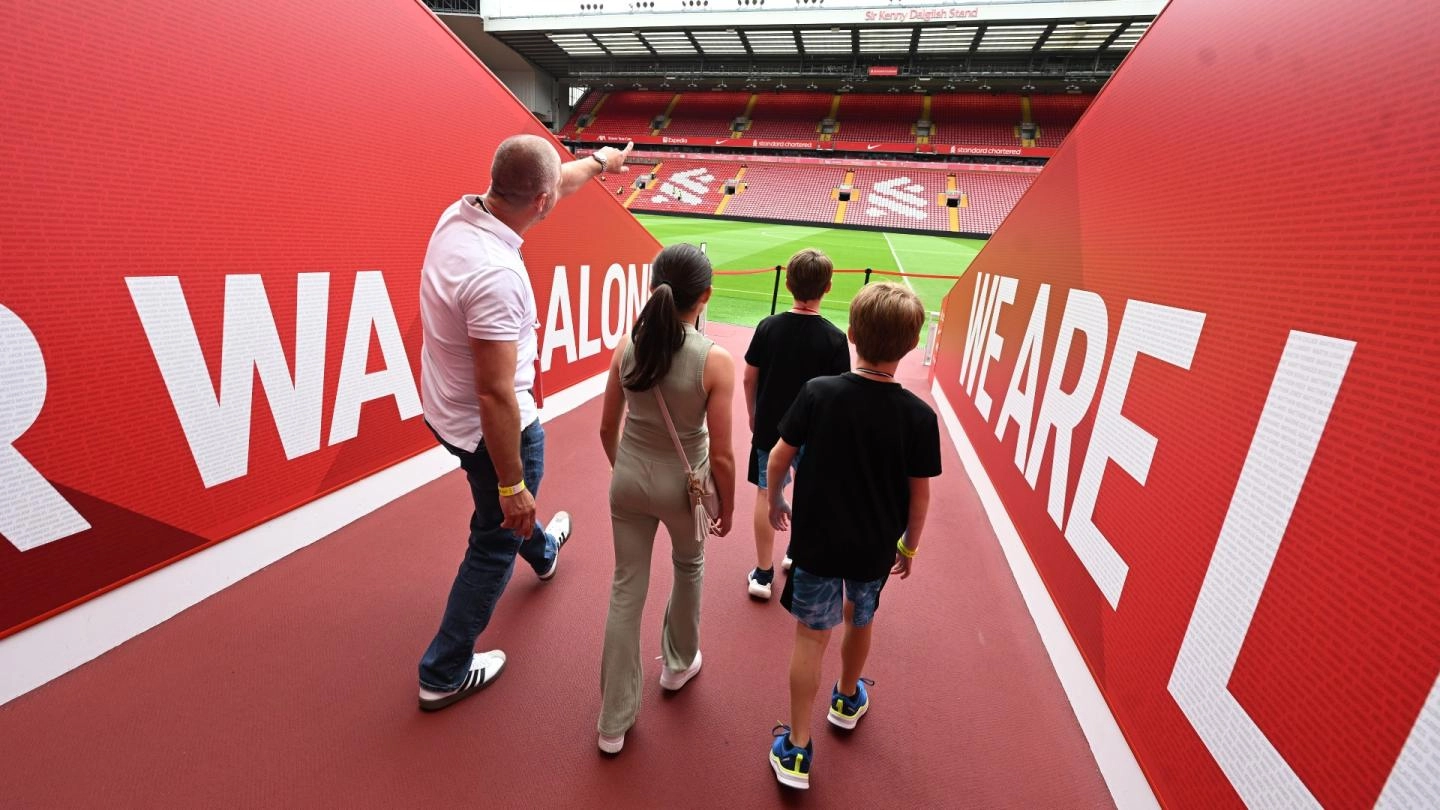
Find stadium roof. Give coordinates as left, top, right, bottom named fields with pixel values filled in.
left=428, top=0, right=1161, bottom=88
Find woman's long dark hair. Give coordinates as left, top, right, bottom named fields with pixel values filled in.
left=622, top=243, right=712, bottom=391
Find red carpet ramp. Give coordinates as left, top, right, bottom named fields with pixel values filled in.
left=928, top=0, right=1440, bottom=806
left=0, top=1, right=658, bottom=637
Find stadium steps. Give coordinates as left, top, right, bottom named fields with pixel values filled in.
left=622, top=160, right=660, bottom=209
left=733, top=94, right=759, bottom=137
left=650, top=93, right=683, bottom=135
left=570, top=91, right=608, bottom=136
left=834, top=168, right=856, bottom=223
left=712, top=166, right=747, bottom=216
left=945, top=174, right=960, bottom=232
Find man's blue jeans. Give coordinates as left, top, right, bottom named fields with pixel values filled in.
left=419, top=419, right=558, bottom=691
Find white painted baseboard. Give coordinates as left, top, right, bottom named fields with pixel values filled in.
left=931, top=379, right=1159, bottom=810
left=0, top=372, right=608, bottom=706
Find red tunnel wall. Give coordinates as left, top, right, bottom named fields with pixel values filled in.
left=0, top=1, right=659, bottom=637
left=929, top=0, right=1439, bottom=806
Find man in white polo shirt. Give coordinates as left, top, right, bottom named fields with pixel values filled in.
left=417, top=135, right=633, bottom=711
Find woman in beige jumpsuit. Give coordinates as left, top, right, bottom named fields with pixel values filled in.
left=596, top=243, right=737, bottom=753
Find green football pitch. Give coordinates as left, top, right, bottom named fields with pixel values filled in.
left=633, top=214, right=986, bottom=332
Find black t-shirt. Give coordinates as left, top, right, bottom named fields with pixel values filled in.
left=744, top=312, right=850, bottom=452
left=778, top=373, right=943, bottom=581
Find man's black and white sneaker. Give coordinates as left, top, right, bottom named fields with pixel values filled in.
left=537, top=511, right=573, bottom=581
left=418, top=650, right=506, bottom=712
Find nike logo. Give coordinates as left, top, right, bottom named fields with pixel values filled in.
left=866, top=144, right=882, bottom=150
left=715, top=139, right=729, bottom=145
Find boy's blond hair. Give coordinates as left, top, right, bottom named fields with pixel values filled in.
left=785, top=248, right=833, bottom=302
left=849, top=282, right=924, bottom=363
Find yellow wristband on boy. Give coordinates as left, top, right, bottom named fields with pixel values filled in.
left=896, top=538, right=917, bottom=559
left=497, top=480, right=527, bottom=497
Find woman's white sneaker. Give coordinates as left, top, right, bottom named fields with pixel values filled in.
left=659, top=650, right=703, bottom=691
left=418, top=650, right=506, bottom=711
left=598, top=732, right=625, bottom=754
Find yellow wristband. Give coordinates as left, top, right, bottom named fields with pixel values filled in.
left=896, top=537, right=917, bottom=559
left=497, top=480, right=527, bottom=497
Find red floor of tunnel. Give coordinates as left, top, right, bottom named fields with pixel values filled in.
left=0, top=322, right=1114, bottom=808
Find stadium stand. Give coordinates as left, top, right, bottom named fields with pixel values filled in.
left=720, top=161, right=847, bottom=224
left=843, top=166, right=950, bottom=232
left=953, top=168, right=1036, bottom=233
left=744, top=92, right=836, bottom=138
left=581, top=91, right=675, bottom=138
left=1028, top=93, right=1090, bottom=147
left=560, top=90, right=1083, bottom=150
left=834, top=93, right=924, bottom=143
left=662, top=92, right=752, bottom=137
left=619, top=152, right=1037, bottom=235
left=927, top=94, right=1023, bottom=146
left=557, top=90, right=604, bottom=138
left=559, top=88, right=1072, bottom=234
left=627, top=156, right=731, bottom=214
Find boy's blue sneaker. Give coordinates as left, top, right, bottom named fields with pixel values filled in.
left=769, top=724, right=812, bottom=790
left=827, top=678, right=874, bottom=730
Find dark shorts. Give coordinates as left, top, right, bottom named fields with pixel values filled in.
left=780, top=566, right=887, bottom=631
left=748, top=445, right=804, bottom=489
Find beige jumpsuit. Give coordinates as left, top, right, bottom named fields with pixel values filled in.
left=599, top=325, right=714, bottom=737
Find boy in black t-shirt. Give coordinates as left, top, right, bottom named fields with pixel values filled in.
left=742, top=249, right=850, bottom=600
left=764, top=282, right=941, bottom=791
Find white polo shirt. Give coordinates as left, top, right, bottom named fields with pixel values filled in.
left=419, top=195, right=539, bottom=451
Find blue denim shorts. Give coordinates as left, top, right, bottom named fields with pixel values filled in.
left=752, top=445, right=804, bottom=490
left=782, top=567, right=887, bottom=631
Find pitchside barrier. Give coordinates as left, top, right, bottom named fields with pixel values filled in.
left=928, top=0, right=1438, bottom=806
left=0, top=1, right=659, bottom=642
left=714, top=266, right=964, bottom=316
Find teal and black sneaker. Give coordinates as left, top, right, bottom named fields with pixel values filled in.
left=827, top=677, right=874, bottom=730
left=769, top=724, right=812, bottom=790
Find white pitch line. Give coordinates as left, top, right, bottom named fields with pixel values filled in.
left=882, top=232, right=916, bottom=292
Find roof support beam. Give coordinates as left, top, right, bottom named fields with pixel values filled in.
left=1032, top=21, right=1058, bottom=53
left=586, top=32, right=613, bottom=56
left=1096, top=20, right=1131, bottom=69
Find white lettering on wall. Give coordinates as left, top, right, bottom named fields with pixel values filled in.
left=327, top=271, right=422, bottom=446
left=127, top=274, right=330, bottom=488
left=1024, top=288, right=1108, bottom=531
left=1168, top=331, right=1354, bottom=809
left=600, top=263, right=626, bottom=349
left=541, top=266, right=576, bottom=372
left=960, top=272, right=996, bottom=394
left=1065, top=300, right=1205, bottom=608
left=973, top=275, right=1018, bottom=421
left=0, top=304, right=91, bottom=551
left=1377, top=674, right=1440, bottom=808
left=627, top=263, right=650, bottom=326
left=994, top=283, right=1051, bottom=471
left=544, top=262, right=650, bottom=371
left=577, top=265, right=601, bottom=358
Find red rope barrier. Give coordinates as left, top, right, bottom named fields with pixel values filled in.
left=712, top=267, right=780, bottom=276
left=711, top=267, right=964, bottom=280
left=864, top=269, right=966, bottom=281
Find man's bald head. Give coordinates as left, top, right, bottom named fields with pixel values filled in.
left=489, top=134, right=561, bottom=205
